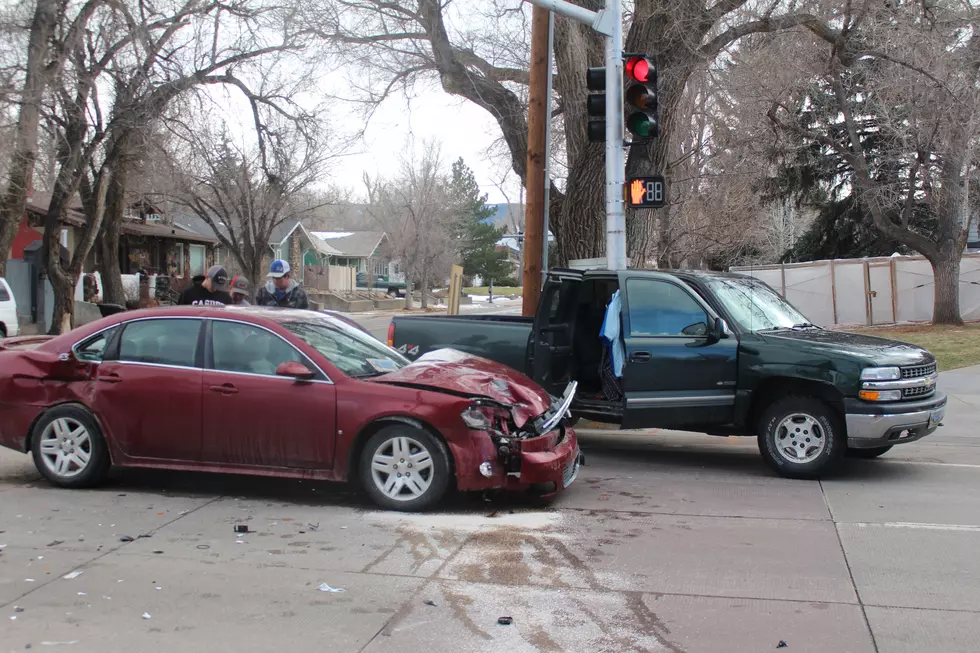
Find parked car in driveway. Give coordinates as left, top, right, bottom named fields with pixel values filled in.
left=0, top=306, right=581, bottom=511
left=0, top=277, right=19, bottom=338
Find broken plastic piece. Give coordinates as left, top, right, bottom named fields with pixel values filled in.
left=142, top=613, right=152, bottom=620
left=62, top=570, right=84, bottom=580
left=14, top=606, right=24, bottom=612
left=317, top=583, right=345, bottom=593
left=119, top=536, right=135, bottom=543
left=47, top=540, right=64, bottom=547
left=498, top=616, right=514, bottom=625
left=777, top=642, right=788, bottom=649
left=423, top=600, right=436, bottom=607
left=234, top=525, right=250, bottom=533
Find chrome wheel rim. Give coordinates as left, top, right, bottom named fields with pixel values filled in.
left=39, top=418, right=92, bottom=478
left=370, top=436, right=434, bottom=501
left=774, top=413, right=826, bottom=464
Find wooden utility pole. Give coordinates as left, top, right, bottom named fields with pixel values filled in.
left=522, top=6, right=550, bottom=317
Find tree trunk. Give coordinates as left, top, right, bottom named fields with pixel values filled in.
left=931, top=251, right=963, bottom=326
left=0, top=0, right=59, bottom=276
left=420, top=269, right=429, bottom=309
left=404, top=278, right=414, bottom=310
left=97, top=136, right=132, bottom=305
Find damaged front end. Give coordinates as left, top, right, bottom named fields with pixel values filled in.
left=460, top=381, right=581, bottom=488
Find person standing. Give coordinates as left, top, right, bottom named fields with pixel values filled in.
left=178, top=265, right=233, bottom=306
left=229, top=275, right=251, bottom=305
left=255, top=260, right=309, bottom=309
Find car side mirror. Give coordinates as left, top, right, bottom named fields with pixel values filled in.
left=707, top=317, right=727, bottom=344
left=276, top=361, right=315, bottom=380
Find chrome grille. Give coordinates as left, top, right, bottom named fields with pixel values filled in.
left=903, top=385, right=935, bottom=399
left=902, top=363, right=937, bottom=379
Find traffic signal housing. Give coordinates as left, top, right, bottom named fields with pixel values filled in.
left=624, top=55, right=659, bottom=140
left=586, top=67, right=605, bottom=142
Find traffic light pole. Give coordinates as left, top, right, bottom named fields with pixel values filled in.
left=525, top=0, right=625, bottom=271
left=603, top=0, right=626, bottom=270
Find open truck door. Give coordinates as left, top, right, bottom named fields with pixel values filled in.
left=529, top=269, right=583, bottom=396
left=618, top=272, right=739, bottom=430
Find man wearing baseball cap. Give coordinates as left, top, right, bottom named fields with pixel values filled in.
left=229, top=275, right=251, bottom=305
left=255, top=259, right=309, bottom=309
left=178, top=265, right=233, bottom=306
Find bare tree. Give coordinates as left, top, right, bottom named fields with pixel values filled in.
left=366, top=140, right=457, bottom=309
left=767, top=1, right=980, bottom=324
left=311, top=0, right=835, bottom=267
left=168, top=112, right=335, bottom=287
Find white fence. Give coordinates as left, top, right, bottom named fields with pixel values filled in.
left=730, top=254, right=980, bottom=327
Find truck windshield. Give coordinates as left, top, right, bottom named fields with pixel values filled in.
left=282, top=317, right=410, bottom=378
left=703, top=277, right=812, bottom=332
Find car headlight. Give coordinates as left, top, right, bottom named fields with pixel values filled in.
left=859, top=389, right=903, bottom=402
left=860, top=367, right=901, bottom=381
left=461, top=406, right=493, bottom=430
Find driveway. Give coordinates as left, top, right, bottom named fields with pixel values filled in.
left=0, top=367, right=978, bottom=652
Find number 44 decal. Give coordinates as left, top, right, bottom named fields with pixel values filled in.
left=397, top=344, right=420, bottom=356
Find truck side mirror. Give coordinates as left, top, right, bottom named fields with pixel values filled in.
left=706, top=317, right=727, bottom=345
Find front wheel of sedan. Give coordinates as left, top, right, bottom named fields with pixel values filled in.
left=360, top=425, right=451, bottom=512
left=31, top=405, right=110, bottom=489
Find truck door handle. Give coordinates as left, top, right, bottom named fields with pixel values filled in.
left=630, top=351, right=651, bottom=363
left=209, top=383, right=239, bottom=395
left=98, top=372, right=122, bottom=384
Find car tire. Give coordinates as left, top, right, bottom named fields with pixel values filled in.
left=847, top=445, right=893, bottom=459
left=360, top=425, right=451, bottom=512
left=758, top=396, right=844, bottom=479
left=31, top=405, right=110, bottom=489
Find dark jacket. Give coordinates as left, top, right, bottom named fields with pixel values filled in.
left=255, top=279, right=309, bottom=309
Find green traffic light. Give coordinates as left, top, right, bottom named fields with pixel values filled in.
left=627, top=112, right=660, bottom=138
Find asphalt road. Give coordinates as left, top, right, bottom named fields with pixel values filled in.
left=0, top=316, right=978, bottom=652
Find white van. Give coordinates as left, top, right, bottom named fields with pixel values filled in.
left=0, top=277, right=19, bottom=338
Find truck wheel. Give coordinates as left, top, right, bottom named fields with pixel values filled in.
left=847, top=446, right=893, bottom=459
left=31, top=405, right=111, bottom=489
left=758, top=397, right=844, bottom=479
left=360, top=425, right=451, bottom=512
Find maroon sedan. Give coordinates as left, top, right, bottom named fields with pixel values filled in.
left=0, top=307, right=580, bottom=511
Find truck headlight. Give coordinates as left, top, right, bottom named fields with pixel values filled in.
left=859, top=389, right=903, bottom=402
left=860, top=367, right=901, bottom=381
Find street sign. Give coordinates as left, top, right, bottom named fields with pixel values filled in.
left=625, top=175, right=666, bottom=208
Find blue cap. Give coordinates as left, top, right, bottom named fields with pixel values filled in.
left=268, top=259, right=291, bottom=278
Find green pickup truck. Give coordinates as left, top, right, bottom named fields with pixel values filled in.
left=389, top=268, right=947, bottom=479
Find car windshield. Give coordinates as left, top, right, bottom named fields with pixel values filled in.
left=703, top=277, right=812, bottom=332
left=281, top=317, right=410, bottom=378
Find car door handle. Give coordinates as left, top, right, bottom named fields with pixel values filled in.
left=209, top=383, right=239, bottom=395
left=98, top=372, right=122, bottom=384
left=630, top=351, right=652, bottom=363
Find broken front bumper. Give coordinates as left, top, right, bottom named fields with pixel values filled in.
left=451, top=425, right=580, bottom=493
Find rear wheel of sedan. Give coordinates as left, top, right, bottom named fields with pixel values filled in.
left=31, top=405, right=110, bottom=489
left=360, top=425, right=451, bottom=512
left=758, top=397, right=844, bottom=479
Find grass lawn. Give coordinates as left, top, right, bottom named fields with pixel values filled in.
left=850, top=324, right=980, bottom=371
left=465, top=286, right=523, bottom=296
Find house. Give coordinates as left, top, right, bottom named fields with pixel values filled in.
left=311, top=231, right=398, bottom=280
left=113, top=200, right=219, bottom=281
left=969, top=221, right=979, bottom=252
left=267, top=219, right=341, bottom=273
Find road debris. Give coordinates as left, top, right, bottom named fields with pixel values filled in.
left=39, top=641, right=79, bottom=646
left=142, top=613, right=152, bottom=620
left=308, top=522, right=320, bottom=532
left=317, top=583, right=345, bottom=593
left=498, top=616, right=514, bottom=625
left=47, top=540, right=64, bottom=547
left=777, top=641, right=788, bottom=649
left=14, top=606, right=24, bottom=612
left=119, top=536, right=135, bottom=542
left=152, top=550, right=164, bottom=554
left=62, top=571, right=84, bottom=580
left=234, top=525, right=250, bottom=534
left=423, top=600, right=437, bottom=607
left=196, top=545, right=210, bottom=550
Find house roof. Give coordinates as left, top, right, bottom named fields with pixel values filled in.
left=24, top=192, right=87, bottom=226
left=311, top=231, right=386, bottom=258
left=271, top=220, right=342, bottom=257
left=119, top=220, right=219, bottom=244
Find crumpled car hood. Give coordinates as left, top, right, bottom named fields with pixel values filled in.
left=369, top=349, right=551, bottom=425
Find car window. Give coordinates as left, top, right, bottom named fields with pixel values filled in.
left=626, top=279, right=709, bottom=337
left=74, top=327, right=118, bottom=362
left=212, top=321, right=305, bottom=377
left=0, top=282, right=10, bottom=302
left=282, top=319, right=408, bottom=378
left=119, top=319, right=201, bottom=367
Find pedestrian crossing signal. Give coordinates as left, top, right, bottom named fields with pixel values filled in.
left=625, top=176, right=666, bottom=208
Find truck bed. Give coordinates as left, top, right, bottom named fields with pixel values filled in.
left=390, top=314, right=533, bottom=373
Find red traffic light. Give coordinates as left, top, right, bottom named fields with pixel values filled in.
left=625, top=56, right=655, bottom=83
